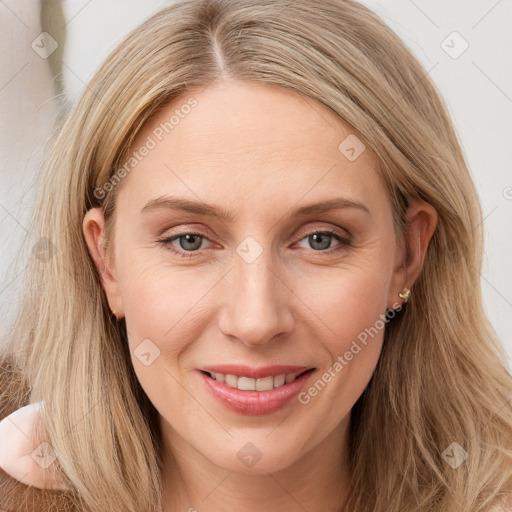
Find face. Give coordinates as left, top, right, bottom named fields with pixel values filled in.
left=84, top=80, right=435, bottom=477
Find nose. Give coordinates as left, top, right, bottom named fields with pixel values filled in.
left=217, top=252, right=295, bottom=348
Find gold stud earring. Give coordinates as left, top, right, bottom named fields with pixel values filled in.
left=398, top=287, right=410, bottom=303
left=112, top=309, right=118, bottom=319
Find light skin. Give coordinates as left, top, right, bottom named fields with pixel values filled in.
left=83, top=80, right=437, bottom=512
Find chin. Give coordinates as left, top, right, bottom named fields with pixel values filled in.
left=199, top=436, right=301, bottom=475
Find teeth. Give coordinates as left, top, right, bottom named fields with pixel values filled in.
left=274, top=374, right=286, bottom=387
left=256, top=376, right=273, bottom=391
left=225, top=374, right=238, bottom=388
left=238, top=377, right=256, bottom=391
left=285, top=373, right=296, bottom=384
left=208, top=372, right=301, bottom=391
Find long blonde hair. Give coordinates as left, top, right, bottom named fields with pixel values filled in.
left=2, top=1, right=511, bottom=510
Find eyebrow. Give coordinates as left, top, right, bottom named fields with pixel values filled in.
left=140, top=195, right=370, bottom=221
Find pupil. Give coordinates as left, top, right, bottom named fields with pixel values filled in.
left=180, top=234, right=202, bottom=251
left=310, top=233, right=330, bottom=251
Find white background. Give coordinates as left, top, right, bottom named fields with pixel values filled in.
left=0, top=0, right=510, bottom=362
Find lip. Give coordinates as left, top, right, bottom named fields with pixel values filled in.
left=198, top=367, right=316, bottom=415
left=199, top=364, right=311, bottom=379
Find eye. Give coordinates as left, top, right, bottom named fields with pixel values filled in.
left=157, top=232, right=211, bottom=258
left=157, top=227, right=352, bottom=259
left=295, top=229, right=352, bottom=253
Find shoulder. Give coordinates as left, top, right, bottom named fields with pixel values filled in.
left=0, top=355, right=79, bottom=512
left=0, top=402, right=70, bottom=490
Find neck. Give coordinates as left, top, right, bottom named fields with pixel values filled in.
left=160, top=415, right=351, bottom=512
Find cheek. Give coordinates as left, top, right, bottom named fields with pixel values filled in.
left=117, top=258, right=208, bottom=419
left=299, top=255, right=392, bottom=345
left=293, top=255, right=392, bottom=407
left=117, top=253, right=221, bottom=364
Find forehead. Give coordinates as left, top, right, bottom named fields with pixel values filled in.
left=118, top=81, right=389, bottom=218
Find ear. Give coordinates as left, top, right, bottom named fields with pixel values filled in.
left=388, top=198, right=438, bottom=309
left=82, top=208, right=124, bottom=318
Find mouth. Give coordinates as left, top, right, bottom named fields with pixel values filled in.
left=197, top=365, right=317, bottom=415
left=199, top=368, right=315, bottom=391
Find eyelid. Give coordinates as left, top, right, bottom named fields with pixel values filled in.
left=297, top=224, right=352, bottom=241
left=157, top=222, right=353, bottom=258
left=158, top=223, right=216, bottom=239
left=159, top=223, right=351, bottom=245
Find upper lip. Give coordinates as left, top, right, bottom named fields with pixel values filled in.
left=199, top=365, right=314, bottom=379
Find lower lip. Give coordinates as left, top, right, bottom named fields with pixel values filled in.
left=199, top=369, right=315, bottom=415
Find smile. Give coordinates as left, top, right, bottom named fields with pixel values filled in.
left=198, top=365, right=317, bottom=415
left=203, top=370, right=312, bottom=391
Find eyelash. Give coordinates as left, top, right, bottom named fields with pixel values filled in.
left=157, top=227, right=352, bottom=259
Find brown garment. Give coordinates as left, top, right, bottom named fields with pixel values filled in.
left=0, top=356, right=81, bottom=512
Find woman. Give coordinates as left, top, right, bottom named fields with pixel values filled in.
left=1, top=0, right=511, bottom=511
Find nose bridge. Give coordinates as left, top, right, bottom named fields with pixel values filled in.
left=218, top=241, right=294, bottom=346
